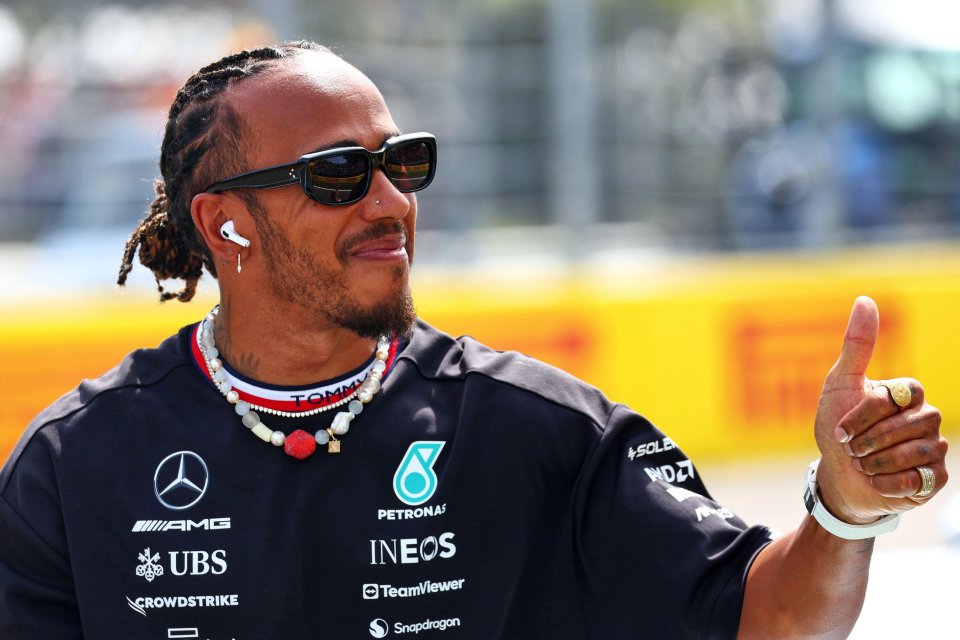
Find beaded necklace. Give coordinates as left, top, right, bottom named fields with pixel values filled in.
left=196, top=307, right=391, bottom=459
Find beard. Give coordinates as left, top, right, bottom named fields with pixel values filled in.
left=250, top=202, right=416, bottom=340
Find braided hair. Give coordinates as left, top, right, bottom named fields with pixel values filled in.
left=117, top=40, right=330, bottom=301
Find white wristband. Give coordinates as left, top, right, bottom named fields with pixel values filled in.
left=803, top=459, right=900, bottom=540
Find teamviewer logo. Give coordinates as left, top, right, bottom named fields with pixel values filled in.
left=363, top=584, right=379, bottom=600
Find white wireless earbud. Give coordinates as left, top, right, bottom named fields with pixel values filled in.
left=219, top=220, right=250, bottom=248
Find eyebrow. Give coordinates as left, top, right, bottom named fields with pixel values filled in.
left=306, top=130, right=401, bottom=155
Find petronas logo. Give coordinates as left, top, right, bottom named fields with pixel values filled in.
left=393, top=441, right=445, bottom=506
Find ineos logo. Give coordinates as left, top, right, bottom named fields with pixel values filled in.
left=153, top=451, right=209, bottom=511
left=369, top=532, right=456, bottom=565
left=369, top=618, right=389, bottom=638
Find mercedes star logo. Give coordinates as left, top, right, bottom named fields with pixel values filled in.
left=153, top=451, right=209, bottom=510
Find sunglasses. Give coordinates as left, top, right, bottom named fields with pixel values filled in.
left=204, top=132, right=437, bottom=206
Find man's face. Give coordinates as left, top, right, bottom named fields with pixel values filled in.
left=226, top=52, right=418, bottom=338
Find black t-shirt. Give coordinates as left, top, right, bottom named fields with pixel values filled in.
left=0, top=320, right=771, bottom=639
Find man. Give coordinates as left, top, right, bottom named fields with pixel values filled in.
left=0, top=41, right=947, bottom=639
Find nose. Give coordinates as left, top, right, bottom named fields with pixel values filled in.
left=361, top=167, right=411, bottom=220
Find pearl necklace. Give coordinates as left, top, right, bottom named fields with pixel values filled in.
left=197, top=307, right=390, bottom=458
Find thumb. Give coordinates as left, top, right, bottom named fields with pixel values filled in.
left=830, top=296, right=880, bottom=379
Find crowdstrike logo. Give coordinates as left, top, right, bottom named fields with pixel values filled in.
left=126, top=594, right=239, bottom=617
left=369, top=618, right=390, bottom=638
left=154, top=451, right=209, bottom=510
left=393, top=441, right=445, bottom=506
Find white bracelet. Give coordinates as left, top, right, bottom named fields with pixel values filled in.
left=803, top=459, right=900, bottom=540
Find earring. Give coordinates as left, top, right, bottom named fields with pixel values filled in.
left=375, top=199, right=381, bottom=205
left=237, top=252, right=242, bottom=274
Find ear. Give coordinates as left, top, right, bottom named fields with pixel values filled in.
left=190, top=193, right=253, bottom=262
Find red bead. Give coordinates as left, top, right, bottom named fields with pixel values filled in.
left=284, top=429, right=316, bottom=460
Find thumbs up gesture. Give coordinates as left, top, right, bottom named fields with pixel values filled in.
left=813, top=297, right=948, bottom=524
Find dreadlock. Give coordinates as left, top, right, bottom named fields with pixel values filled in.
left=117, top=40, right=331, bottom=301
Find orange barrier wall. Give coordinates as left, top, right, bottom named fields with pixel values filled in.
left=3, top=244, right=958, bottom=463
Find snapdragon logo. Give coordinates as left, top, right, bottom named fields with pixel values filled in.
left=369, top=617, right=462, bottom=636
left=369, top=618, right=390, bottom=638
left=393, top=441, right=445, bottom=506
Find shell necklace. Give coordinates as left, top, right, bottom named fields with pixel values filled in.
left=196, top=306, right=391, bottom=458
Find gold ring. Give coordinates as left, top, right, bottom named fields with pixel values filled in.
left=915, top=465, right=936, bottom=498
left=880, top=381, right=912, bottom=408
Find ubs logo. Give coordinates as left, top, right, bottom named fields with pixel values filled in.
left=393, top=441, right=444, bottom=506
left=154, top=451, right=209, bottom=511
left=133, top=547, right=228, bottom=581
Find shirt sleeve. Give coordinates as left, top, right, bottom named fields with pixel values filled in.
left=574, top=404, right=772, bottom=640
left=0, top=432, right=83, bottom=640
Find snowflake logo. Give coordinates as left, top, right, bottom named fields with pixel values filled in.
left=135, top=547, right=164, bottom=582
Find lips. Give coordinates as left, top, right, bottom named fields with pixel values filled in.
left=349, top=234, right=408, bottom=259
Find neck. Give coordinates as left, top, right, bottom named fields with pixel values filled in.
left=212, top=294, right=378, bottom=386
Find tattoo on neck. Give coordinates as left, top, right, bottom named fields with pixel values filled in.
left=235, top=351, right=262, bottom=376
left=213, top=294, right=260, bottom=375
left=219, top=294, right=233, bottom=324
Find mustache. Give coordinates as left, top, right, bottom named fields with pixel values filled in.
left=336, top=221, right=408, bottom=263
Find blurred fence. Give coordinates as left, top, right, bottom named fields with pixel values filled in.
left=3, top=1, right=960, bottom=255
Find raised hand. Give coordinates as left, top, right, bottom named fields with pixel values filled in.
left=812, top=296, right=947, bottom=524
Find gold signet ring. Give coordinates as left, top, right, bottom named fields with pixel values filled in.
left=880, top=381, right=912, bottom=408
left=915, top=465, right=936, bottom=498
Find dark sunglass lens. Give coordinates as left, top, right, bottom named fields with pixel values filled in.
left=384, top=141, right=434, bottom=192
left=305, top=153, right=370, bottom=204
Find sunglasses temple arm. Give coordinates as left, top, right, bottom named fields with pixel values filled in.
left=206, top=164, right=300, bottom=193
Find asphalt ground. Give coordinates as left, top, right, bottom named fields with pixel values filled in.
left=699, top=454, right=960, bottom=637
